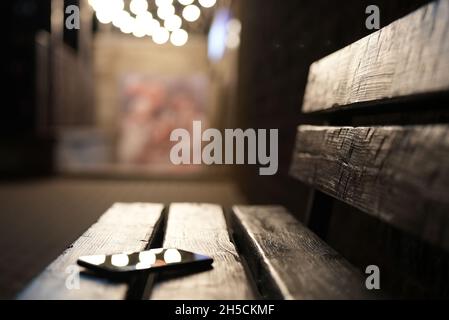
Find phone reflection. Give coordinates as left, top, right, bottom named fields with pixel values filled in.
left=77, top=248, right=212, bottom=275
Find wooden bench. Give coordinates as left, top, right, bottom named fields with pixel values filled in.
left=291, top=0, right=449, bottom=297
left=18, top=0, right=449, bottom=299
left=18, top=203, right=371, bottom=299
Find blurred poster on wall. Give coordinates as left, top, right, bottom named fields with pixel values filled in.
left=117, top=73, right=208, bottom=172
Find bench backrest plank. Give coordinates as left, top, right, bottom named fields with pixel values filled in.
left=303, top=0, right=449, bottom=113
left=290, top=125, right=449, bottom=250
left=149, top=203, right=255, bottom=299
left=231, top=205, right=373, bottom=299
left=18, top=203, right=164, bottom=300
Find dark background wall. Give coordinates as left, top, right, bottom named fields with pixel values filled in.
left=3, top=0, right=50, bottom=136
left=2, top=0, right=92, bottom=178
left=236, top=0, right=431, bottom=219
left=2, top=0, right=52, bottom=178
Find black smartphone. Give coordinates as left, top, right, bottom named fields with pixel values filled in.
left=77, top=248, right=213, bottom=276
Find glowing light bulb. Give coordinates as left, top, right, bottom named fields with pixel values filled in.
left=93, top=0, right=124, bottom=24
left=112, top=10, right=129, bottom=28
left=198, top=0, right=216, bottom=8
left=130, top=0, right=148, bottom=15
left=227, top=19, right=242, bottom=34
left=96, top=11, right=113, bottom=24
left=146, top=19, right=161, bottom=36
left=133, top=26, right=147, bottom=38
left=152, top=27, right=170, bottom=44
left=157, top=5, right=175, bottom=20
left=170, top=29, right=188, bottom=46
left=119, top=14, right=135, bottom=34
left=178, top=0, right=194, bottom=5
left=226, top=33, right=240, bottom=49
left=164, top=15, right=182, bottom=31
left=134, top=14, right=156, bottom=37
left=138, top=11, right=153, bottom=19
left=156, top=0, right=174, bottom=7
left=182, top=5, right=201, bottom=22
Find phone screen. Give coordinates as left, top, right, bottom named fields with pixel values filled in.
left=77, top=248, right=213, bottom=275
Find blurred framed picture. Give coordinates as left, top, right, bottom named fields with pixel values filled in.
left=117, top=73, right=209, bottom=171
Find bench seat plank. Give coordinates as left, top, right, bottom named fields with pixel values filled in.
left=149, top=203, right=255, bottom=300
left=290, top=125, right=449, bottom=250
left=303, top=0, right=449, bottom=113
left=231, top=205, right=372, bottom=299
left=18, top=203, right=164, bottom=300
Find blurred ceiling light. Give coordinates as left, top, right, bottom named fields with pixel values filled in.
left=183, top=5, right=201, bottom=22
left=88, top=0, right=98, bottom=8
left=90, top=0, right=196, bottom=45
left=156, top=0, right=174, bottom=7
left=92, top=0, right=124, bottom=24
left=133, top=29, right=147, bottom=38
left=178, top=0, right=194, bottom=5
left=96, top=11, right=113, bottom=24
left=164, top=15, right=182, bottom=31
left=134, top=14, right=155, bottom=36
left=157, top=5, right=176, bottom=20
left=112, top=10, right=129, bottom=28
left=120, top=18, right=135, bottom=34
left=133, top=19, right=148, bottom=37
left=152, top=27, right=170, bottom=44
left=226, top=18, right=241, bottom=49
left=170, top=29, right=189, bottom=46
left=208, top=9, right=231, bottom=61
left=198, top=0, right=216, bottom=8
left=137, top=11, right=153, bottom=21
left=90, top=0, right=124, bottom=12
left=130, top=0, right=148, bottom=15
left=226, top=32, right=240, bottom=49
left=146, top=19, right=161, bottom=36
left=227, top=19, right=242, bottom=35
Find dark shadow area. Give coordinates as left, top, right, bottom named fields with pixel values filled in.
left=328, top=201, right=449, bottom=298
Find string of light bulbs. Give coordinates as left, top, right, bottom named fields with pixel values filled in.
left=88, top=0, right=217, bottom=46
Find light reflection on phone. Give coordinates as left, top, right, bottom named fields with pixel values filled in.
left=77, top=248, right=213, bottom=275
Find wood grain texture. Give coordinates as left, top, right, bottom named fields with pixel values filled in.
left=303, top=0, right=449, bottom=113
left=290, top=125, right=449, bottom=250
left=18, top=203, right=164, bottom=300
left=149, top=203, right=255, bottom=300
left=231, top=206, right=373, bottom=299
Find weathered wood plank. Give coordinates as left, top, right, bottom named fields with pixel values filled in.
left=149, top=203, right=255, bottom=300
left=290, top=125, right=449, bottom=250
left=231, top=206, right=373, bottom=299
left=18, top=203, right=164, bottom=300
left=303, top=0, right=449, bottom=113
